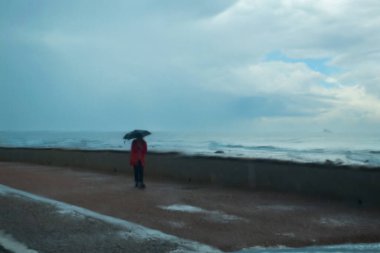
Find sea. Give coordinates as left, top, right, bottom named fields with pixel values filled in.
left=0, top=130, right=379, bottom=167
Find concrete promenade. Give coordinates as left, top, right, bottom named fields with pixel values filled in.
left=1, top=148, right=380, bottom=206
left=1, top=161, right=380, bottom=252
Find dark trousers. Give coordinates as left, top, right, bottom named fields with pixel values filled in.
left=133, top=162, right=144, bottom=185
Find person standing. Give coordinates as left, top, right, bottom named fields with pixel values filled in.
left=130, top=134, right=147, bottom=189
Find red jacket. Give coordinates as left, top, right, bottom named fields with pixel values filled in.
left=130, top=139, right=147, bottom=167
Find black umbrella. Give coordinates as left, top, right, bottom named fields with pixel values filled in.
left=123, top=129, right=151, bottom=140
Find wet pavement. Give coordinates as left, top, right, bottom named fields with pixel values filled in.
left=1, top=162, right=380, bottom=252
left=0, top=185, right=219, bottom=253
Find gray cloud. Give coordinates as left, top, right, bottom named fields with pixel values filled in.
left=1, top=0, right=379, bottom=132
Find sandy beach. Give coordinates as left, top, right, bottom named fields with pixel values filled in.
left=1, top=160, right=380, bottom=252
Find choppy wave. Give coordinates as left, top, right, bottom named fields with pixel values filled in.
left=0, top=131, right=379, bottom=167
left=206, top=141, right=380, bottom=167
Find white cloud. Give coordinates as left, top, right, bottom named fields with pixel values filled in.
left=249, top=83, right=380, bottom=132
left=203, top=57, right=380, bottom=129
left=202, top=0, right=380, bottom=90
left=195, top=0, right=380, bottom=130
left=218, top=61, right=324, bottom=96
left=315, top=85, right=380, bottom=121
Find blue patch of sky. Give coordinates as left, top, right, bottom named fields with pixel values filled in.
left=265, top=50, right=340, bottom=75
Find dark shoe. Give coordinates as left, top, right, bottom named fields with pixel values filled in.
left=138, top=183, right=146, bottom=189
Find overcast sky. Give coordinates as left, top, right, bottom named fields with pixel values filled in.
left=1, top=0, right=380, bottom=133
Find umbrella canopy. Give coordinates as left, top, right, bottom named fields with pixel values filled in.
left=123, top=129, right=151, bottom=140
